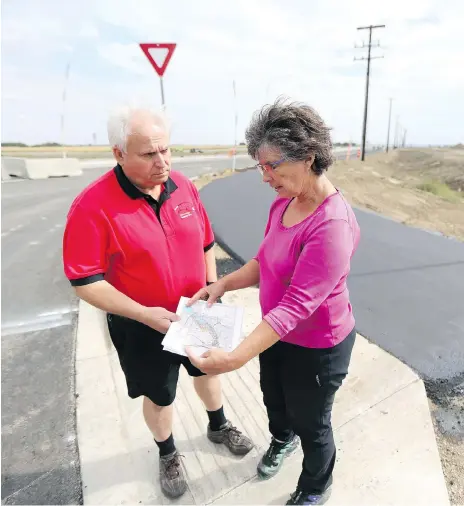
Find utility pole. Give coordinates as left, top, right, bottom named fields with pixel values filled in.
left=355, top=24, right=385, bottom=161
left=393, top=115, right=400, bottom=149
left=386, top=97, right=393, bottom=153
left=402, top=128, right=407, bottom=148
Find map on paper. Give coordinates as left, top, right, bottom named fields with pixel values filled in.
left=162, top=296, right=244, bottom=357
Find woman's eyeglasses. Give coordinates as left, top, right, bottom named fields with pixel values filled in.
left=255, top=158, right=286, bottom=175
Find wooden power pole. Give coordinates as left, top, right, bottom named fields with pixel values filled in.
left=355, top=24, right=385, bottom=161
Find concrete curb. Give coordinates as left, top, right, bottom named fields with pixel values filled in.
left=75, top=284, right=450, bottom=505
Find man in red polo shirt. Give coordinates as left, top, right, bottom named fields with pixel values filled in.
left=63, top=107, right=253, bottom=498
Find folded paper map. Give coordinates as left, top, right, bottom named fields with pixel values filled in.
left=162, top=296, right=244, bottom=358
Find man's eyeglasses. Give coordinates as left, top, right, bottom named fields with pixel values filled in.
left=255, top=158, right=286, bottom=175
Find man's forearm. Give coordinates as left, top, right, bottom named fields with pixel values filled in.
left=221, top=259, right=260, bottom=292
left=204, top=247, right=218, bottom=283
left=75, top=280, right=147, bottom=321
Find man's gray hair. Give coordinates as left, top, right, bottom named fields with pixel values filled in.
left=245, top=97, right=334, bottom=175
left=107, top=104, right=171, bottom=151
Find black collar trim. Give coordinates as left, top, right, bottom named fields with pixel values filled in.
left=114, top=164, right=178, bottom=200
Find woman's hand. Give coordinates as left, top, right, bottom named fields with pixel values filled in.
left=187, top=279, right=227, bottom=307
left=185, top=347, right=240, bottom=374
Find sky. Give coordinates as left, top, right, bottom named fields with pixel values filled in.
left=1, top=0, right=463, bottom=146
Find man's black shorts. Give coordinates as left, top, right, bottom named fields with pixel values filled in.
left=107, top=313, right=205, bottom=406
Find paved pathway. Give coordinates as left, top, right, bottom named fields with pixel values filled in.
left=200, top=169, right=464, bottom=382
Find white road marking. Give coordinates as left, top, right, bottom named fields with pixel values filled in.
left=2, top=222, right=62, bottom=238
left=38, top=308, right=73, bottom=317
left=29, top=241, right=40, bottom=246
left=0, top=178, right=25, bottom=184
left=1, top=308, right=78, bottom=336
left=1, top=224, right=25, bottom=237
left=0, top=469, right=55, bottom=503
left=2, top=191, right=37, bottom=199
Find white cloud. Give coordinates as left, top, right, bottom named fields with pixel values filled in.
left=2, top=15, right=64, bottom=44
left=78, top=22, right=99, bottom=39
left=2, top=0, right=463, bottom=146
left=98, top=43, right=149, bottom=75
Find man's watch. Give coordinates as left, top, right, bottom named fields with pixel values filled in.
left=206, top=281, right=222, bottom=303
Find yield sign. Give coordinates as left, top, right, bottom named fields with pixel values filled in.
left=139, top=43, right=176, bottom=77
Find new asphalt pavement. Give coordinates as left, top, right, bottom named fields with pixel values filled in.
left=0, top=154, right=251, bottom=505
left=200, top=169, right=464, bottom=383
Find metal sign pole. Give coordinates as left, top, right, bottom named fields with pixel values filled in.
left=60, top=61, right=71, bottom=159
left=232, top=80, right=237, bottom=171
left=139, top=43, right=176, bottom=112
left=160, top=77, right=166, bottom=109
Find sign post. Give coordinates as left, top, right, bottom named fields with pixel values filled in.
left=60, top=61, right=71, bottom=159
left=139, top=43, right=176, bottom=109
left=232, top=80, right=237, bottom=171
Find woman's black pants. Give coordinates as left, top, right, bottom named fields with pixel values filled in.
left=259, top=327, right=356, bottom=494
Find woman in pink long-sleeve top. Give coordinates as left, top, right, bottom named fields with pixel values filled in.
left=187, top=99, right=360, bottom=505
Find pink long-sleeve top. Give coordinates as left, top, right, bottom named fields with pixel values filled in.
left=255, top=191, right=360, bottom=348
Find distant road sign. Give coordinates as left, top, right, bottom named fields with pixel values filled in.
left=139, top=43, right=176, bottom=77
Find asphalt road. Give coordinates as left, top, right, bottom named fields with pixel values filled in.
left=1, top=155, right=250, bottom=505
left=200, top=169, right=464, bottom=383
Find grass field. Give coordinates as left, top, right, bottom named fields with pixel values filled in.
left=1, top=145, right=248, bottom=159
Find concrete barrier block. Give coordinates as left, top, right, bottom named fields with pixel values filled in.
left=2, top=163, right=11, bottom=180
left=1, top=157, right=83, bottom=179
left=2, top=158, right=29, bottom=178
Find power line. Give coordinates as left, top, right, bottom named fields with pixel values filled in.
left=354, top=24, right=385, bottom=161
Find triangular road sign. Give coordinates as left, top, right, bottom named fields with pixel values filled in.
left=139, top=43, right=176, bottom=77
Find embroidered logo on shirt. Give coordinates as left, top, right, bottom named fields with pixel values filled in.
left=175, top=202, right=196, bottom=219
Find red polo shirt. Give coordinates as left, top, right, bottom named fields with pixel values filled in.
left=63, top=165, right=215, bottom=312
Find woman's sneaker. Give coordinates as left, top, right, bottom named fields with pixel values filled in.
left=286, top=486, right=332, bottom=505
left=257, top=435, right=300, bottom=479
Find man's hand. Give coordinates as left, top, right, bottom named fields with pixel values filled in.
left=187, top=279, right=226, bottom=307
left=139, top=307, right=180, bottom=334
left=185, top=347, right=240, bottom=375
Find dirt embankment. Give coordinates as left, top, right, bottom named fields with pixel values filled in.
left=329, top=148, right=464, bottom=241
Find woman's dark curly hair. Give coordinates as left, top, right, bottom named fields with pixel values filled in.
left=245, top=97, right=334, bottom=175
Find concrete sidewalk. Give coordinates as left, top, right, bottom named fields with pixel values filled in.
left=75, top=287, right=450, bottom=505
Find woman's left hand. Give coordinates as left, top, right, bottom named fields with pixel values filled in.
left=185, top=347, right=239, bottom=375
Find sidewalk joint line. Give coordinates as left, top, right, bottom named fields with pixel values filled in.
left=335, top=377, right=421, bottom=432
